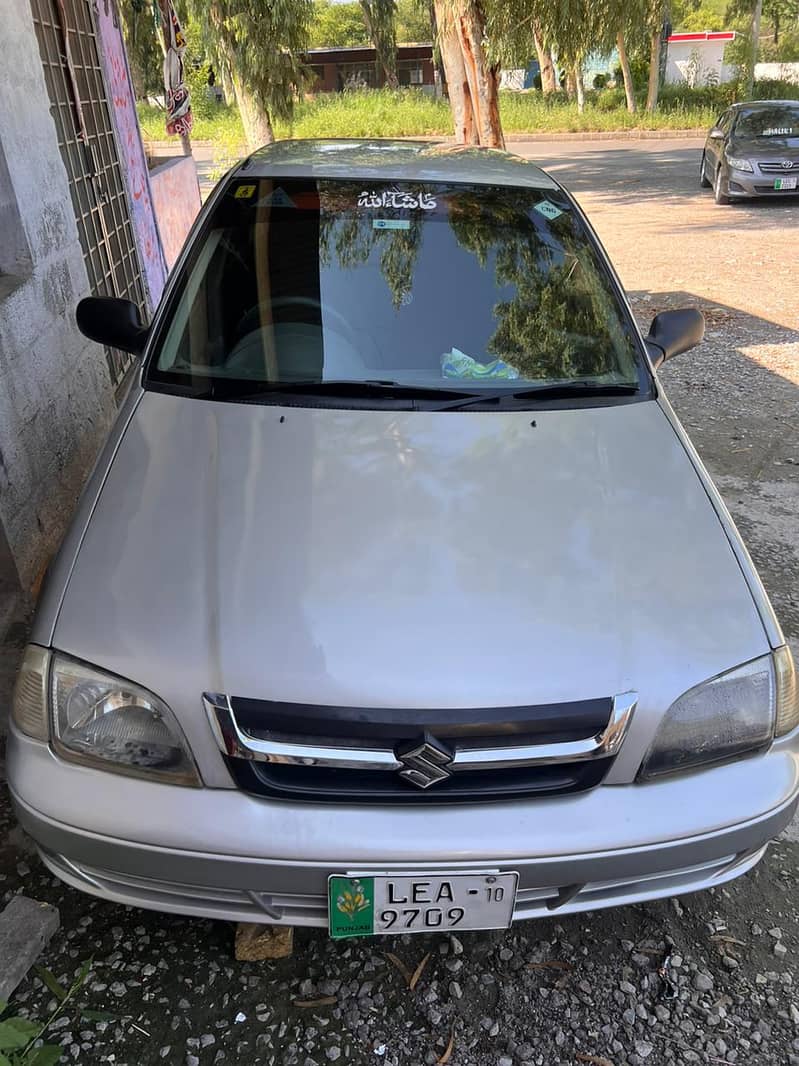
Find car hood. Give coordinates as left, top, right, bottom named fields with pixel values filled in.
left=53, top=392, right=768, bottom=773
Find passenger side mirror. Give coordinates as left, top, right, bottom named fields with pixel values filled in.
left=645, top=308, right=705, bottom=369
left=76, top=296, right=149, bottom=358
left=708, top=127, right=725, bottom=139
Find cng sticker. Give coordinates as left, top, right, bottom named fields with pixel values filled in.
left=328, top=876, right=374, bottom=938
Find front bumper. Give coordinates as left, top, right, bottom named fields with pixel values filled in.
left=725, top=166, right=799, bottom=198
left=8, top=725, right=799, bottom=927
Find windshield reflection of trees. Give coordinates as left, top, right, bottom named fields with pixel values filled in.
left=319, top=185, right=630, bottom=381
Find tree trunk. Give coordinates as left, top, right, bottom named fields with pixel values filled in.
left=574, top=62, right=585, bottom=113
left=233, top=74, right=275, bottom=150
left=565, top=70, right=576, bottom=98
left=429, top=0, right=448, bottom=98
left=746, top=0, right=762, bottom=97
left=360, top=1, right=399, bottom=88
left=646, top=27, right=661, bottom=112
left=616, top=30, right=637, bottom=112
left=434, top=0, right=504, bottom=148
left=533, top=24, right=557, bottom=94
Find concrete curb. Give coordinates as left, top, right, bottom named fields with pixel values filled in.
left=144, top=128, right=706, bottom=152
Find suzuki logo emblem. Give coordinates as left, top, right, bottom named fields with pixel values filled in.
left=397, top=736, right=453, bottom=789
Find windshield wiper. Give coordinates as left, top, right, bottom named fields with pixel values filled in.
left=199, top=379, right=479, bottom=404
left=431, top=381, right=639, bottom=411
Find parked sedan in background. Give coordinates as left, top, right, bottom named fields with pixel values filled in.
left=701, top=99, right=799, bottom=204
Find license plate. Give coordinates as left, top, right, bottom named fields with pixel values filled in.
left=774, top=176, right=797, bottom=190
left=328, top=872, right=518, bottom=939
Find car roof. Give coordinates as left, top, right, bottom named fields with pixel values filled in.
left=236, top=139, right=559, bottom=190
left=731, top=99, right=799, bottom=109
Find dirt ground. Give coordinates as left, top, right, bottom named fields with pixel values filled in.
left=2, top=139, right=798, bottom=1066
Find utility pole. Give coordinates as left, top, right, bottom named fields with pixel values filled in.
left=746, top=0, right=762, bottom=99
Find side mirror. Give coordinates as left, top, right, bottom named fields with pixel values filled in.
left=645, top=308, right=705, bottom=369
left=708, top=127, right=725, bottom=140
left=76, top=296, right=149, bottom=357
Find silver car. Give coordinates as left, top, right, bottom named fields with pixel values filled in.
left=9, top=141, right=799, bottom=940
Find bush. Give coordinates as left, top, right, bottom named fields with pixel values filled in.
left=593, top=73, right=609, bottom=90
left=595, top=86, right=627, bottom=111
left=752, top=77, right=799, bottom=100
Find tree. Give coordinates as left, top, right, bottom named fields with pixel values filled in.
left=119, top=0, right=163, bottom=100
left=532, top=23, right=558, bottom=94
left=616, top=29, right=637, bottom=110
left=396, top=0, right=434, bottom=40
left=309, top=1, right=370, bottom=48
left=186, top=0, right=313, bottom=150
left=360, top=0, right=399, bottom=86
left=434, top=0, right=504, bottom=146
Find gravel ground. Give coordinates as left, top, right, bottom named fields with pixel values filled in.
left=2, top=140, right=798, bottom=1065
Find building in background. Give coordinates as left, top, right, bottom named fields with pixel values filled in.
left=304, top=44, right=435, bottom=93
left=665, top=31, right=737, bottom=86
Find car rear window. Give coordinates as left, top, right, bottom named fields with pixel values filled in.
left=146, top=179, right=642, bottom=399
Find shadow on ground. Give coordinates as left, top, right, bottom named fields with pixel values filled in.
left=632, top=288, right=799, bottom=642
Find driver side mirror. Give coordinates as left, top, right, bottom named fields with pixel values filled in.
left=709, top=127, right=725, bottom=140
left=645, top=308, right=705, bottom=369
left=76, top=296, right=149, bottom=358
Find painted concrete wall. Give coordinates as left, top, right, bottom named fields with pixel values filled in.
left=666, top=41, right=736, bottom=86
left=0, top=0, right=118, bottom=589
left=755, top=62, right=799, bottom=85
left=148, top=155, right=202, bottom=270
left=95, top=0, right=167, bottom=308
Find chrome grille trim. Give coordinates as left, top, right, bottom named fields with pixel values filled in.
left=758, top=160, right=799, bottom=173
left=204, top=692, right=637, bottom=773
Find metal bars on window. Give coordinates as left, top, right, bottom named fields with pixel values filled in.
left=30, top=0, right=145, bottom=386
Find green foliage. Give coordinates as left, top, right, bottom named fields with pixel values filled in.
left=185, top=0, right=314, bottom=121
left=140, top=82, right=799, bottom=143
left=396, top=0, right=433, bottom=41
left=360, top=0, right=399, bottom=84
left=309, top=1, right=369, bottom=47
left=0, top=960, right=93, bottom=1065
left=118, top=0, right=163, bottom=99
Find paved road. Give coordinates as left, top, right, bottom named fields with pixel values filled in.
left=3, top=139, right=799, bottom=1066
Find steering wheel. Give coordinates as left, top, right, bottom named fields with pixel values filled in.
left=239, top=296, right=360, bottom=350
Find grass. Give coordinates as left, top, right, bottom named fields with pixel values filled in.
left=137, top=79, right=797, bottom=146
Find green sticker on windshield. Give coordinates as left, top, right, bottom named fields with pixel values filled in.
left=534, top=200, right=564, bottom=221
left=373, top=218, right=410, bottom=230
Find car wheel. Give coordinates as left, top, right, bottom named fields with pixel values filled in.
left=700, top=152, right=712, bottom=188
left=714, top=167, right=731, bottom=205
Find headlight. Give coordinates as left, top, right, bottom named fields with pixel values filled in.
left=11, top=647, right=199, bottom=786
left=725, top=153, right=753, bottom=172
left=640, top=653, right=781, bottom=779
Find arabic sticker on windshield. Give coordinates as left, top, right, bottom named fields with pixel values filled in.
left=358, top=189, right=436, bottom=210
left=763, top=127, right=794, bottom=136
left=534, top=200, right=564, bottom=220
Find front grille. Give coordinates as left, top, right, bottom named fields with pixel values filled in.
left=206, top=692, right=636, bottom=804
left=757, top=160, right=799, bottom=173
left=754, top=184, right=799, bottom=193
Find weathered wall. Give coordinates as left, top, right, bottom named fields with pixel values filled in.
left=94, top=0, right=167, bottom=307
left=0, top=0, right=118, bottom=589
left=148, top=155, right=202, bottom=270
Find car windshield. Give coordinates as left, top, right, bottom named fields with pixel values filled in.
left=147, top=179, right=642, bottom=400
left=735, top=105, right=799, bottom=139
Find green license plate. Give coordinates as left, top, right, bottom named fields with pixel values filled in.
left=774, top=176, right=797, bottom=190
left=328, top=872, right=518, bottom=939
